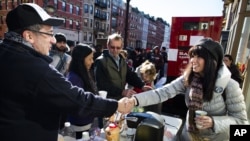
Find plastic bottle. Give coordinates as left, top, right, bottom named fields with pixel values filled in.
left=105, top=123, right=120, bottom=141
left=60, top=122, right=76, bottom=141
left=82, top=131, right=90, bottom=141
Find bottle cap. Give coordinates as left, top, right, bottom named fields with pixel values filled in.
left=82, top=131, right=90, bottom=140
left=109, top=123, right=117, bottom=128
left=64, top=122, right=71, bottom=127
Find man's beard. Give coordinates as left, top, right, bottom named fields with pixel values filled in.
left=57, top=46, right=66, bottom=52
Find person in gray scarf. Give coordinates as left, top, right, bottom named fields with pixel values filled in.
left=128, top=38, right=248, bottom=141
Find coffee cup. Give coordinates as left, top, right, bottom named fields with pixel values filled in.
left=99, top=90, right=107, bottom=99
left=195, top=110, right=207, bottom=129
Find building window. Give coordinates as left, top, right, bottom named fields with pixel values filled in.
left=95, top=9, right=100, bottom=15
left=76, top=21, right=79, bottom=28
left=121, top=10, right=123, bottom=16
left=183, top=22, right=199, bottom=30
left=84, top=32, right=87, bottom=41
left=89, top=33, right=92, bottom=42
left=90, top=19, right=93, bottom=28
left=75, top=6, right=80, bottom=15
left=106, top=24, right=109, bottom=32
left=89, top=5, right=93, bottom=14
left=69, top=4, right=73, bottom=14
left=95, top=21, right=100, bottom=29
left=112, top=6, right=117, bottom=13
left=102, top=23, right=106, bottom=31
left=69, top=19, right=73, bottom=29
left=106, top=12, right=109, bottom=20
left=84, top=4, right=89, bottom=13
left=247, top=0, right=250, bottom=11
left=53, top=0, right=58, bottom=9
left=112, top=17, right=116, bottom=27
left=62, top=1, right=66, bottom=12
left=107, top=0, right=110, bottom=8
left=83, top=18, right=88, bottom=27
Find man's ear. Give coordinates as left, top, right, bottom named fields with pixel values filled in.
left=22, top=30, right=34, bottom=43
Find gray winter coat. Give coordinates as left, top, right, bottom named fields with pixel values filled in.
left=134, top=65, right=248, bottom=141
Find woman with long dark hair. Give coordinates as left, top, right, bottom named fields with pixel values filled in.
left=66, top=43, right=98, bottom=139
left=128, top=38, right=248, bottom=140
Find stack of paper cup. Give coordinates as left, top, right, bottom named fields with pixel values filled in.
left=99, top=90, right=107, bottom=99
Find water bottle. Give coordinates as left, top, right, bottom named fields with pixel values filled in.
left=82, top=132, right=91, bottom=141
left=60, top=122, right=76, bottom=141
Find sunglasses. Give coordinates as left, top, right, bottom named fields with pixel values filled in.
left=109, top=46, right=122, bottom=50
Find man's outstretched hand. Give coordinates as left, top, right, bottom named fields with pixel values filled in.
left=117, top=97, right=135, bottom=114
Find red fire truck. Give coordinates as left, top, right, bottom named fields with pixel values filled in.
left=167, top=16, right=223, bottom=82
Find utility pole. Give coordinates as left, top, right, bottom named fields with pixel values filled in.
left=124, top=0, right=130, bottom=49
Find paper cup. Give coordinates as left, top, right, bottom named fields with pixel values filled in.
left=195, top=110, right=207, bottom=129
left=99, top=90, right=107, bottom=98
left=195, top=110, right=207, bottom=117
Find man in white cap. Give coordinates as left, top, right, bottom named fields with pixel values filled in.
left=0, top=3, right=133, bottom=141
left=50, top=32, right=72, bottom=76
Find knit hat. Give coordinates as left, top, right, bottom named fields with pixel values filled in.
left=153, top=46, right=159, bottom=50
left=6, top=3, right=64, bottom=31
left=196, top=38, right=224, bottom=66
left=54, top=33, right=70, bottom=52
left=54, top=33, right=67, bottom=43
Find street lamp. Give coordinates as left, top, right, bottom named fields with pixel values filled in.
left=124, top=0, right=130, bottom=49
left=76, top=24, right=80, bottom=43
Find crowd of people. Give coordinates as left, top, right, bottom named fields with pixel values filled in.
left=128, top=45, right=168, bottom=81
left=0, top=3, right=248, bottom=141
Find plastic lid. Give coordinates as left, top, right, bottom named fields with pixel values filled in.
left=64, top=122, right=71, bottom=127
left=109, top=123, right=117, bottom=128
left=82, top=132, right=90, bottom=140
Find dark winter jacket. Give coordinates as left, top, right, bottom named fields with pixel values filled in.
left=227, top=64, right=243, bottom=87
left=66, top=71, right=95, bottom=127
left=94, top=49, right=144, bottom=100
left=0, top=39, right=117, bottom=141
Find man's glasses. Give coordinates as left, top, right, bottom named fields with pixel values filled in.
left=28, top=29, right=54, bottom=37
left=110, top=46, right=122, bottom=50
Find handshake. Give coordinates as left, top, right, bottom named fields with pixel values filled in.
left=117, top=97, right=137, bottom=114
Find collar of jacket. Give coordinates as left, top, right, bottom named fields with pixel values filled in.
left=102, top=49, right=122, bottom=60
left=2, top=39, right=53, bottom=63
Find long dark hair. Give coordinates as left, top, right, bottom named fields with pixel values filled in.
left=184, top=45, right=218, bottom=101
left=68, top=43, right=97, bottom=93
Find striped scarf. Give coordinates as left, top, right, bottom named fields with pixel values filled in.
left=188, top=74, right=203, bottom=132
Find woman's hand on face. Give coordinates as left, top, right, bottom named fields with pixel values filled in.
left=195, top=115, right=214, bottom=129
